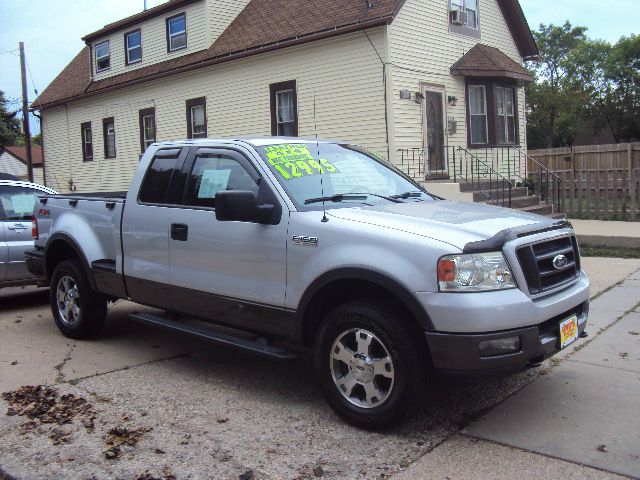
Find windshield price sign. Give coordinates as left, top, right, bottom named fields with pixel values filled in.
left=264, top=144, right=338, bottom=180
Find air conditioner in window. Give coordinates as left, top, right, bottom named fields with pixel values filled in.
left=450, top=9, right=468, bottom=26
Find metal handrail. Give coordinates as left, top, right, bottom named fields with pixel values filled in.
left=512, top=146, right=562, bottom=210
left=456, top=146, right=513, bottom=208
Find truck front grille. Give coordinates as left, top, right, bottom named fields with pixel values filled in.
left=516, top=236, right=581, bottom=295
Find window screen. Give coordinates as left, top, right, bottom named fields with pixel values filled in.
left=184, top=153, right=258, bottom=209
left=139, top=152, right=181, bottom=204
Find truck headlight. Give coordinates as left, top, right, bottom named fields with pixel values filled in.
left=437, top=252, right=516, bottom=292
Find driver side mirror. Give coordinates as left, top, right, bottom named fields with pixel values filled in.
left=215, top=190, right=275, bottom=224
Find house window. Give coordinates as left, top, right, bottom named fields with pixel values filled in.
left=186, top=97, right=207, bottom=139
left=467, top=81, right=519, bottom=147
left=125, top=29, right=142, bottom=65
left=139, top=108, right=156, bottom=152
left=81, top=122, right=93, bottom=162
left=496, top=86, right=516, bottom=144
left=468, top=85, right=488, bottom=145
left=449, top=0, right=480, bottom=35
left=166, top=13, right=187, bottom=52
left=95, top=41, right=110, bottom=73
left=102, top=117, right=116, bottom=158
left=270, top=80, right=298, bottom=137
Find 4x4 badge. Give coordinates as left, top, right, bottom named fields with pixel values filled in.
left=292, top=235, right=318, bottom=247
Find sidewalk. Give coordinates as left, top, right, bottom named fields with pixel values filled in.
left=394, top=259, right=640, bottom=480
left=570, top=219, right=640, bottom=249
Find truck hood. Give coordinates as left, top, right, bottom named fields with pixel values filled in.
left=327, top=200, right=561, bottom=251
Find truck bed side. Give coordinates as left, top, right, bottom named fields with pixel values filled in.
left=35, top=194, right=126, bottom=298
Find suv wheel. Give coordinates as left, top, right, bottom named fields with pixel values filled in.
left=50, top=259, right=107, bottom=339
left=314, top=301, right=427, bottom=429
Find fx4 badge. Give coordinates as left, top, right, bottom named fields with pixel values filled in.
left=292, top=235, right=318, bottom=247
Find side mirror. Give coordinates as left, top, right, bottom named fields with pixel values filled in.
left=215, top=190, right=275, bottom=224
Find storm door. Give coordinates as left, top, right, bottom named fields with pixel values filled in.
left=423, top=91, right=447, bottom=177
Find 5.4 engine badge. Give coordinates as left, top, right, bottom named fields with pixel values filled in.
left=292, top=235, right=318, bottom=247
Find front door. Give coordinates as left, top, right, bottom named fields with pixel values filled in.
left=0, top=185, right=40, bottom=281
left=168, top=146, right=288, bottom=335
left=423, top=91, right=447, bottom=176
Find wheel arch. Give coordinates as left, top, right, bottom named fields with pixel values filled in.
left=296, top=268, right=434, bottom=347
left=45, top=233, right=97, bottom=291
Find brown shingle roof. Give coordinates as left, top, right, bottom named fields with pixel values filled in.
left=450, top=43, right=533, bottom=84
left=2, top=146, right=44, bottom=166
left=33, top=0, right=537, bottom=110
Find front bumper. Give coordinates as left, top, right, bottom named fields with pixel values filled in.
left=425, top=301, right=588, bottom=375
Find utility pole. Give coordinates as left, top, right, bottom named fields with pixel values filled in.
left=19, top=42, right=34, bottom=183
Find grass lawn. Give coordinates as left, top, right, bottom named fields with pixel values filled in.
left=581, top=246, right=640, bottom=259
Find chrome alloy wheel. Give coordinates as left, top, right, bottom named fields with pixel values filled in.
left=330, top=328, right=395, bottom=409
left=56, top=275, right=81, bottom=327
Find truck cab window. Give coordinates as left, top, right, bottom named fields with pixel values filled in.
left=138, top=152, right=181, bottom=204
left=184, top=153, right=258, bottom=209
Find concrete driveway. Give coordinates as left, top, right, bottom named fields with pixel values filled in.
left=1, top=257, right=639, bottom=480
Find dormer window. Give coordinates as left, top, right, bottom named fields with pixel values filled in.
left=95, top=41, right=110, bottom=73
left=125, top=29, right=142, bottom=65
left=166, top=13, right=187, bottom=52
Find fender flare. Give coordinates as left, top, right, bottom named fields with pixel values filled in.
left=45, top=232, right=98, bottom=291
left=295, top=267, right=434, bottom=341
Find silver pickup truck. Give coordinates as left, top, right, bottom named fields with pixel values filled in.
left=27, top=138, right=589, bottom=429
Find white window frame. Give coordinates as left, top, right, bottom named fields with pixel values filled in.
left=167, top=14, right=187, bottom=52
left=496, top=86, right=516, bottom=145
left=450, top=0, right=479, bottom=30
left=95, top=40, right=110, bottom=73
left=142, top=114, right=156, bottom=149
left=125, top=30, right=142, bottom=65
left=275, top=89, right=296, bottom=136
left=190, top=105, right=206, bottom=137
left=468, top=85, right=489, bottom=145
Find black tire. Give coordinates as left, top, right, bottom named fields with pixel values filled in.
left=49, top=259, right=107, bottom=339
left=314, top=301, right=428, bottom=430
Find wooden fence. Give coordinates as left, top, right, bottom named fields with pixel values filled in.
left=527, top=143, right=640, bottom=221
left=528, top=143, right=640, bottom=173
left=547, top=169, right=640, bottom=221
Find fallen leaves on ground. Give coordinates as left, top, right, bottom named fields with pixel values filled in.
left=2, top=385, right=95, bottom=431
left=103, top=425, right=152, bottom=460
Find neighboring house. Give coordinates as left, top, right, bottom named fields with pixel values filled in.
left=32, top=0, right=537, bottom=192
left=0, top=146, right=45, bottom=185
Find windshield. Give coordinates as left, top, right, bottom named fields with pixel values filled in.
left=255, top=142, right=434, bottom=210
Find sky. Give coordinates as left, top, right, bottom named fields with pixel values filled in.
left=0, top=0, right=637, bottom=135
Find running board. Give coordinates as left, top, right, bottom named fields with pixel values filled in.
left=129, top=312, right=297, bottom=360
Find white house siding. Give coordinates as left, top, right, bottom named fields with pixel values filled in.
left=0, top=151, right=44, bottom=184
left=42, top=28, right=389, bottom=193
left=387, top=0, right=527, bottom=176
left=92, top=1, right=209, bottom=81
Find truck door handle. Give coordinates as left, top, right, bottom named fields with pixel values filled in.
left=171, top=223, right=188, bottom=241
left=8, top=224, right=29, bottom=231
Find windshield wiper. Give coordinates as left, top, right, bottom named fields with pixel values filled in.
left=390, top=191, right=425, bottom=200
left=304, top=194, right=369, bottom=205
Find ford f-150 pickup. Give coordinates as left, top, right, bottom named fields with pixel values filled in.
left=27, top=138, right=589, bottom=429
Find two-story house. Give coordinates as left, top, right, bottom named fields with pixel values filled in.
left=32, top=0, right=537, bottom=193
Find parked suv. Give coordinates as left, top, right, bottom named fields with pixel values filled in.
left=28, top=138, right=589, bottom=428
left=1, top=180, right=56, bottom=288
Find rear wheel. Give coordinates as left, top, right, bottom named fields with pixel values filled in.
left=50, top=259, right=107, bottom=339
left=314, top=301, right=427, bottom=429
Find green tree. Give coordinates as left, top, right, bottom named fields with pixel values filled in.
left=525, top=22, right=589, bottom=148
left=0, top=90, right=22, bottom=148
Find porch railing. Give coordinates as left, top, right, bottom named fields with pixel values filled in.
left=396, top=145, right=561, bottom=211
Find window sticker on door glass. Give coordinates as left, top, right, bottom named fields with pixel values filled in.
left=264, top=144, right=339, bottom=180
left=11, top=194, right=36, bottom=214
left=198, top=169, right=231, bottom=199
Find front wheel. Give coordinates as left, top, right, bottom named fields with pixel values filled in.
left=314, top=302, right=428, bottom=429
left=50, top=259, right=107, bottom=339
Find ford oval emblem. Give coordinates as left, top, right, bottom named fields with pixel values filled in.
left=552, top=254, right=568, bottom=270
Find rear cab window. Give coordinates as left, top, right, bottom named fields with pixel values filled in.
left=0, top=186, right=41, bottom=221
left=138, top=148, right=187, bottom=205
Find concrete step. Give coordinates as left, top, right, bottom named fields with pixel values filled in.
left=519, top=204, right=554, bottom=216
left=459, top=183, right=528, bottom=196
left=473, top=192, right=536, bottom=206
